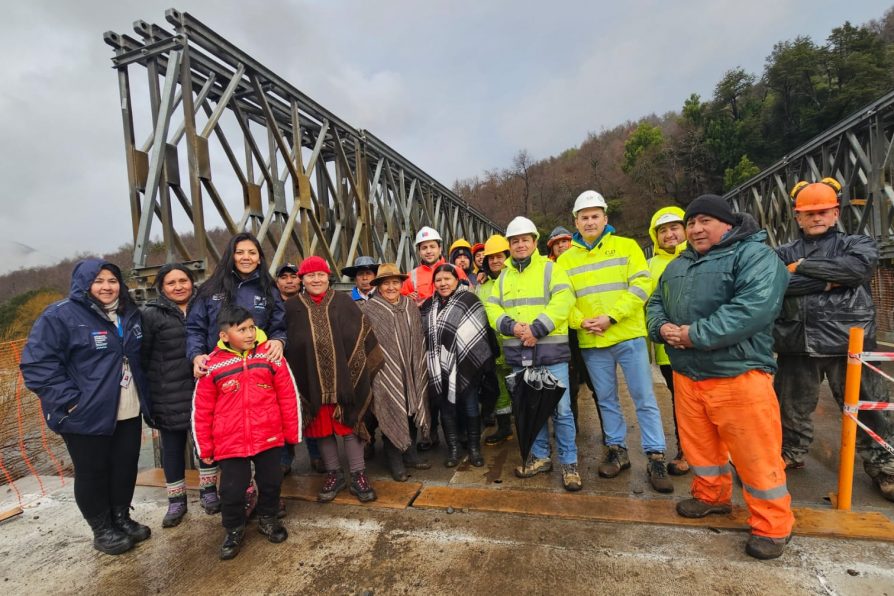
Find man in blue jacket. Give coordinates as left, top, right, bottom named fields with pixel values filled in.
left=774, top=180, right=894, bottom=502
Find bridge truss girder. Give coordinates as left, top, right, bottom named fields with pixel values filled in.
left=104, top=8, right=499, bottom=291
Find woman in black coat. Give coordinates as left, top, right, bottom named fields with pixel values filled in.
left=141, top=264, right=220, bottom=527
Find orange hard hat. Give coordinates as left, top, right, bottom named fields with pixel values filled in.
left=792, top=182, right=839, bottom=212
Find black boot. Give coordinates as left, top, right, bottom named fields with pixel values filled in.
left=111, top=505, right=151, bottom=543
left=258, top=515, right=288, bottom=543
left=485, top=413, right=514, bottom=446
left=442, top=407, right=460, bottom=468
left=403, top=425, right=432, bottom=470
left=467, top=416, right=484, bottom=467
left=384, top=437, right=408, bottom=482
left=219, top=526, right=245, bottom=560
left=85, top=511, right=133, bottom=555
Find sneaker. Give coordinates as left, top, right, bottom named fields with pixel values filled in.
left=598, top=445, right=631, bottom=478
left=647, top=452, right=674, bottom=494
left=745, top=534, right=791, bottom=560
left=873, top=472, right=894, bottom=502
left=350, top=470, right=377, bottom=503
left=782, top=454, right=804, bottom=470
left=676, top=498, right=733, bottom=518
left=561, top=463, right=582, bottom=492
left=667, top=452, right=690, bottom=476
left=200, top=488, right=221, bottom=515
left=317, top=471, right=347, bottom=502
left=515, top=455, right=553, bottom=478
left=219, top=526, right=245, bottom=560
left=162, top=498, right=187, bottom=528
left=257, top=515, right=288, bottom=543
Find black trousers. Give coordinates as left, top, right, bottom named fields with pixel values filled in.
left=159, top=428, right=216, bottom=484
left=62, top=416, right=142, bottom=519
left=659, top=364, right=682, bottom=454
left=218, top=447, right=282, bottom=529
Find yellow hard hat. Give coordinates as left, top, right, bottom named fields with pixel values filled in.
left=449, top=239, right=472, bottom=254
left=483, top=234, right=510, bottom=257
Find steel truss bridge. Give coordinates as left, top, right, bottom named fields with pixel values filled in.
left=104, top=8, right=499, bottom=291
left=724, top=89, right=894, bottom=257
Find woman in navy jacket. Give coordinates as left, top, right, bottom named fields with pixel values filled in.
left=20, top=259, right=152, bottom=555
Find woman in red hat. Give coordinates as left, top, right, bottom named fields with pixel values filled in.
left=283, top=256, right=384, bottom=503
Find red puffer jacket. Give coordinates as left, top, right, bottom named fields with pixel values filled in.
left=193, top=339, right=301, bottom=461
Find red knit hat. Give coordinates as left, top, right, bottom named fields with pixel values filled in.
left=298, top=256, right=331, bottom=277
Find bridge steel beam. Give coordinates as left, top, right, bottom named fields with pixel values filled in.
left=724, top=89, right=894, bottom=257
left=104, top=8, right=500, bottom=294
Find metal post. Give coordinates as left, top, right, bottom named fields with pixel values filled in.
left=836, top=326, right=864, bottom=511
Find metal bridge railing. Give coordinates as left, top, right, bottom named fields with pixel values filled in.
left=104, top=8, right=500, bottom=293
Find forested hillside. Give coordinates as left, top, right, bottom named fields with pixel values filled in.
left=457, top=9, right=894, bottom=241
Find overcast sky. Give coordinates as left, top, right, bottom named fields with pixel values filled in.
left=1, top=0, right=891, bottom=274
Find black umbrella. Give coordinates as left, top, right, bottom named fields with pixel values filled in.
left=506, top=367, right=567, bottom=462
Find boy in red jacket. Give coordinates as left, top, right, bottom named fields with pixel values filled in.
left=193, top=305, right=301, bottom=560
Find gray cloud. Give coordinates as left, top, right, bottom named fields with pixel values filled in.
left=1, top=0, right=890, bottom=274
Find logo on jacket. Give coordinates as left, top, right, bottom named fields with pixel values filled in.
left=92, top=330, right=109, bottom=350
left=132, top=324, right=143, bottom=339
left=212, top=293, right=225, bottom=301
left=221, top=379, right=240, bottom=393
left=253, top=296, right=268, bottom=310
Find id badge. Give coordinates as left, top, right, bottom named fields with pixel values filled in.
left=121, top=360, right=132, bottom=388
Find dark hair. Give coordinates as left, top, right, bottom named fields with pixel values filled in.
left=217, top=305, right=254, bottom=331
left=197, top=233, right=274, bottom=309
left=155, top=263, right=195, bottom=293
left=94, top=264, right=133, bottom=315
left=432, top=263, right=460, bottom=280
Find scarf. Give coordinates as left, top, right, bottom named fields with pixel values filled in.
left=421, top=286, right=494, bottom=404
left=363, top=295, right=430, bottom=449
left=284, top=289, right=384, bottom=438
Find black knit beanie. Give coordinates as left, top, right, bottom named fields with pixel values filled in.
left=684, top=194, right=737, bottom=226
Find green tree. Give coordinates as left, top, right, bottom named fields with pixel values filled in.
left=723, top=155, right=761, bottom=190
left=622, top=122, right=664, bottom=174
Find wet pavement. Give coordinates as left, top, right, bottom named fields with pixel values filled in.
left=1, top=367, right=892, bottom=594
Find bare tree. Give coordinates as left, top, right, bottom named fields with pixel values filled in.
left=512, top=149, right=533, bottom=217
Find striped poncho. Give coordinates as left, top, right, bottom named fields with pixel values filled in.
left=362, top=294, right=430, bottom=451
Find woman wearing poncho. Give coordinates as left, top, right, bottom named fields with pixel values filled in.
left=362, top=263, right=433, bottom=481
left=420, top=264, right=495, bottom=468
left=283, top=256, right=384, bottom=503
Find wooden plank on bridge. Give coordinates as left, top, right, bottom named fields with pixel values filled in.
left=136, top=468, right=420, bottom=510
left=412, top=485, right=894, bottom=542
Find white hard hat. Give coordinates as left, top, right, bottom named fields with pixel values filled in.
left=573, top=190, right=608, bottom=215
left=505, top=216, right=539, bottom=239
left=415, top=226, right=442, bottom=246
left=653, top=212, right=684, bottom=228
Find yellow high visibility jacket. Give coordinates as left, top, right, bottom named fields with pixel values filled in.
left=485, top=251, right=575, bottom=366
left=647, top=206, right=687, bottom=365
left=557, top=229, right=651, bottom=348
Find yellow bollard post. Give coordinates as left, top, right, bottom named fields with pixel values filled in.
left=836, top=327, right=864, bottom=511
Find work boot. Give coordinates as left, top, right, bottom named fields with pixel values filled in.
left=676, top=498, right=733, bottom=518
left=515, top=455, right=552, bottom=478
left=782, top=453, right=804, bottom=470
left=85, top=511, right=133, bottom=555
left=258, top=515, right=288, bottom=543
left=384, top=437, right=409, bottom=482
left=162, top=496, right=187, bottom=528
left=350, top=470, right=377, bottom=503
left=199, top=486, right=221, bottom=515
left=745, top=534, right=791, bottom=560
left=668, top=451, right=690, bottom=476
left=219, top=526, right=245, bottom=560
left=598, top=445, right=631, bottom=478
left=873, top=472, right=894, bottom=502
left=403, top=448, right=432, bottom=470
left=318, top=470, right=347, bottom=502
left=647, top=452, right=674, bottom=494
left=561, top=463, right=583, bottom=492
left=442, top=408, right=461, bottom=468
left=484, top=414, right=513, bottom=446
left=111, top=506, right=151, bottom=543
left=467, top=416, right=484, bottom=467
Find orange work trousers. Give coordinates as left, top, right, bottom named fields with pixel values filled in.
left=674, top=369, right=794, bottom=538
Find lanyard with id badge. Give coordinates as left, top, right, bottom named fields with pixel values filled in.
left=116, top=316, right=132, bottom=389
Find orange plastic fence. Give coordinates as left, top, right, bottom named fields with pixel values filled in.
left=0, top=339, right=68, bottom=508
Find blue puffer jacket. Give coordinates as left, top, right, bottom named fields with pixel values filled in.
left=185, top=269, right=286, bottom=361
left=20, top=259, right=151, bottom=435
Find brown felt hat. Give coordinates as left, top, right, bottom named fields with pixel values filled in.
left=370, top=263, right=408, bottom=286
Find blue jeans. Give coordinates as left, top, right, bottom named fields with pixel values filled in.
left=580, top=337, right=666, bottom=454
left=513, top=362, right=578, bottom=465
